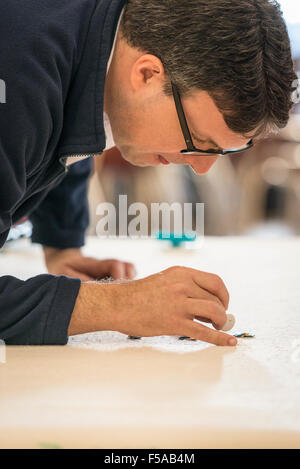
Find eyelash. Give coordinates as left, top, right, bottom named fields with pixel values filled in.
left=195, top=137, right=218, bottom=149
left=192, top=134, right=206, bottom=144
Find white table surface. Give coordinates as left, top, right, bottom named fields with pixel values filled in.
left=0, top=235, right=300, bottom=449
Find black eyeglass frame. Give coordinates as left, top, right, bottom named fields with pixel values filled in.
left=171, top=82, right=254, bottom=156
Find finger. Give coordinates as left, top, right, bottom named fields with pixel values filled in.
left=186, top=298, right=227, bottom=330
left=192, top=271, right=230, bottom=310
left=68, top=257, right=110, bottom=278
left=125, top=263, right=137, bottom=279
left=109, top=261, right=127, bottom=280
left=187, top=281, right=224, bottom=308
left=194, top=316, right=222, bottom=331
left=81, top=258, right=136, bottom=280
left=182, top=320, right=237, bottom=347
left=194, top=316, right=212, bottom=324
left=73, top=258, right=123, bottom=280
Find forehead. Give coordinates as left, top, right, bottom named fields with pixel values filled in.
left=182, top=90, right=251, bottom=149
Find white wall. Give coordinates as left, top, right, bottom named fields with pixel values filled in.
left=279, top=0, right=300, bottom=23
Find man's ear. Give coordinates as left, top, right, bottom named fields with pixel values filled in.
left=130, top=54, right=165, bottom=91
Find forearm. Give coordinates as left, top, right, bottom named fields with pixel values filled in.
left=68, top=282, right=119, bottom=336
left=43, top=246, right=81, bottom=267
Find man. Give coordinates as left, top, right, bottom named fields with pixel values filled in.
left=0, top=0, right=296, bottom=346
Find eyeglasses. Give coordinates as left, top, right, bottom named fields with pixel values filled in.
left=171, top=82, right=254, bottom=156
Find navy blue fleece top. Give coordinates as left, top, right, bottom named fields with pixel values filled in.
left=0, top=0, right=126, bottom=344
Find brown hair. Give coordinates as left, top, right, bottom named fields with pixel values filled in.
left=120, top=0, right=298, bottom=137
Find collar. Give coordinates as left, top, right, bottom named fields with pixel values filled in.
left=106, top=7, right=124, bottom=75
left=102, top=8, right=125, bottom=153
left=58, top=0, right=127, bottom=165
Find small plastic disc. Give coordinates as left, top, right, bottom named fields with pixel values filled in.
left=221, top=313, right=236, bottom=332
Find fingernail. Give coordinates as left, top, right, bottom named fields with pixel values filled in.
left=228, top=338, right=237, bottom=346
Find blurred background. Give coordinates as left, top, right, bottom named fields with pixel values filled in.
left=7, top=0, right=300, bottom=243
left=87, top=0, right=300, bottom=239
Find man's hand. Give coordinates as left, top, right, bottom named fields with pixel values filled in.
left=43, top=247, right=136, bottom=281
left=69, top=265, right=238, bottom=347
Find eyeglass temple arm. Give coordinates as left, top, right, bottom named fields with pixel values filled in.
left=171, top=82, right=195, bottom=150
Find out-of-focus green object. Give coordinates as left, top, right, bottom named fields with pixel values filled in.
left=156, top=231, right=197, bottom=248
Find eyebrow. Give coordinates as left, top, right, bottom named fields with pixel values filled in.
left=192, top=131, right=253, bottom=150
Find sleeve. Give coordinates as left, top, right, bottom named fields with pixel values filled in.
left=0, top=274, right=81, bottom=345
left=29, top=158, right=94, bottom=249
left=0, top=1, right=93, bottom=345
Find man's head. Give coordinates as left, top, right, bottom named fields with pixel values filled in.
left=104, top=0, right=297, bottom=174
